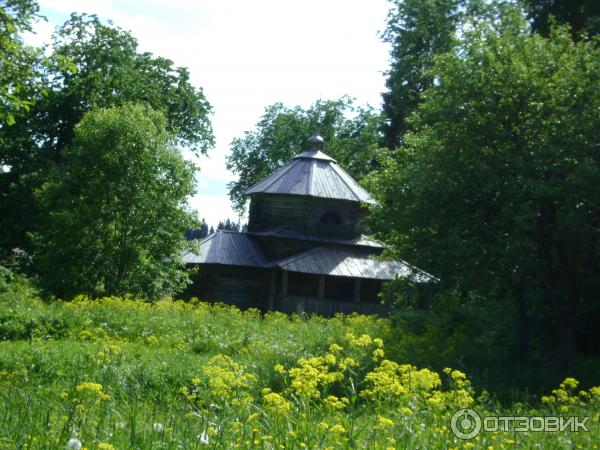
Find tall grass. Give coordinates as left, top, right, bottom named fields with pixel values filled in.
left=0, top=292, right=598, bottom=449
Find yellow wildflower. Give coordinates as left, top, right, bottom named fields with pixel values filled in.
left=247, top=413, right=260, bottom=422
left=324, top=395, right=349, bottom=410
left=561, top=377, right=579, bottom=391
left=346, top=332, right=373, bottom=348
left=329, top=343, right=343, bottom=353
left=324, top=353, right=336, bottom=365
left=263, top=392, right=292, bottom=415
left=399, top=407, right=412, bottom=415
left=75, top=382, right=111, bottom=401
left=201, top=355, right=256, bottom=403
left=329, top=424, right=347, bottom=434
left=376, top=416, right=394, bottom=428
left=373, top=348, right=385, bottom=360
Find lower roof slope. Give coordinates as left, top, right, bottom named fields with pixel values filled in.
left=184, top=230, right=430, bottom=282
left=182, top=230, right=267, bottom=266
left=268, top=246, right=431, bottom=281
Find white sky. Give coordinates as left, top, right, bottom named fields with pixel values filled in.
left=25, top=0, right=392, bottom=228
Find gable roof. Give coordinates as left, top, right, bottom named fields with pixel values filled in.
left=182, top=230, right=267, bottom=266
left=268, top=246, right=433, bottom=281
left=244, top=149, right=377, bottom=204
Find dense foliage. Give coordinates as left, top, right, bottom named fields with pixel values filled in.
left=380, top=0, right=463, bottom=149
left=0, top=283, right=598, bottom=449
left=226, top=98, right=383, bottom=213
left=522, top=0, right=600, bottom=39
left=0, top=0, right=43, bottom=125
left=370, top=7, right=600, bottom=368
left=0, top=12, right=213, bottom=262
left=31, top=104, right=197, bottom=299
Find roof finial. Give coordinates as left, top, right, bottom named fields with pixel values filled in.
left=308, top=99, right=324, bottom=150
left=308, top=133, right=324, bottom=150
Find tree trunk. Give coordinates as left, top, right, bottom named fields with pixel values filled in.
left=553, top=317, right=575, bottom=370
left=514, top=285, right=530, bottom=364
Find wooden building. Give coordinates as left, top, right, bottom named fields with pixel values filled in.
left=183, top=135, right=430, bottom=315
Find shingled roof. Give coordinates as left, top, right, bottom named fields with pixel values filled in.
left=244, top=145, right=377, bottom=204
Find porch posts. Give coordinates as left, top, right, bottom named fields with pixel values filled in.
left=267, top=270, right=276, bottom=311
left=317, top=275, right=325, bottom=301
left=353, top=279, right=361, bottom=304
left=280, top=269, right=288, bottom=306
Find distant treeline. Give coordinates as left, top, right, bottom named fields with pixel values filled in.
left=186, top=218, right=243, bottom=240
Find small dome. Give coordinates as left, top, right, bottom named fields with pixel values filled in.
left=308, top=134, right=324, bottom=148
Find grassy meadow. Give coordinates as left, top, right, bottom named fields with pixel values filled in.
left=0, top=282, right=598, bottom=449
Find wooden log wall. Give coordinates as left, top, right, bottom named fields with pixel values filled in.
left=248, top=194, right=369, bottom=240
left=182, top=264, right=268, bottom=310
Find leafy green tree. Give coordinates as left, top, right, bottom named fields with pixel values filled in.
left=31, top=103, right=197, bottom=299
left=227, top=98, right=384, bottom=213
left=369, top=6, right=600, bottom=368
left=45, top=14, right=213, bottom=156
left=0, top=0, right=42, bottom=125
left=522, top=0, right=600, bottom=39
left=380, top=0, right=463, bottom=149
left=0, top=13, right=213, bottom=259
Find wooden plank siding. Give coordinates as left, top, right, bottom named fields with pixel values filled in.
left=182, top=264, right=268, bottom=310
left=248, top=193, right=368, bottom=240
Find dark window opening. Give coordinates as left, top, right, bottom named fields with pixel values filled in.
left=361, top=279, right=382, bottom=303
left=319, top=211, right=342, bottom=225
left=325, top=276, right=354, bottom=302
left=288, top=272, right=318, bottom=297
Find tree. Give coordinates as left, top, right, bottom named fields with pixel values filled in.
left=0, top=0, right=42, bottom=125
left=0, top=13, right=213, bottom=259
left=226, top=98, right=384, bottom=213
left=522, top=0, right=600, bottom=40
left=185, top=218, right=209, bottom=240
left=31, top=103, right=197, bottom=299
left=380, top=0, right=463, bottom=149
left=368, top=7, right=600, bottom=368
left=43, top=14, right=214, bottom=156
left=199, top=218, right=209, bottom=238
left=216, top=219, right=241, bottom=232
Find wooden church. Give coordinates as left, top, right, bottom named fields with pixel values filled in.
left=183, top=134, right=430, bottom=315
